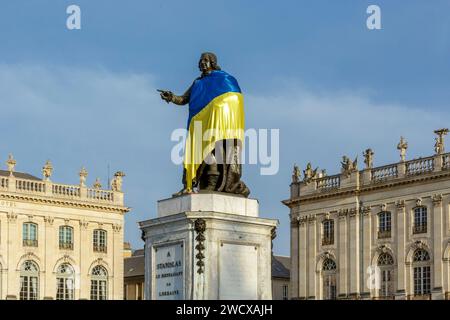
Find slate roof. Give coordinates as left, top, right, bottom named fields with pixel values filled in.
left=124, top=254, right=145, bottom=278
left=272, top=255, right=290, bottom=279
left=0, top=170, right=41, bottom=181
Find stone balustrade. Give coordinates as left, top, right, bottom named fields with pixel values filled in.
left=0, top=175, right=122, bottom=206
left=405, top=156, right=434, bottom=176
left=371, top=164, right=398, bottom=183
left=316, top=175, right=340, bottom=191
left=293, top=152, right=450, bottom=197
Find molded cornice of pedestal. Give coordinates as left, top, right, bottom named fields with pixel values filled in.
left=157, top=192, right=259, bottom=218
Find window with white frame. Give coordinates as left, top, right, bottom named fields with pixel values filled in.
left=23, top=222, right=38, bottom=247
left=377, top=252, right=394, bottom=298
left=413, top=207, right=427, bottom=234
left=322, top=258, right=337, bottom=300
left=56, top=263, right=75, bottom=300
left=90, top=265, right=108, bottom=300
left=93, top=229, right=107, bottom=253
left=413, top=249, right=431, bottom=296
left=20, top=260, right=39, bottom=300
left=59, top=226, right=74, bottom=250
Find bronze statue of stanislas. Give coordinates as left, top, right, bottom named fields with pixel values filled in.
left=158, top=52, right=250, bottom=198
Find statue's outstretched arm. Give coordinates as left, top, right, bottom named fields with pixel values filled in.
left=158, top=85, right=192, bottom=106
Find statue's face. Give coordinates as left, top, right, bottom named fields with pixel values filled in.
left=199, top=55, right=213, bottom=74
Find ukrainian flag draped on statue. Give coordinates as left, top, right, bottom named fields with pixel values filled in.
left=184, top=70, right=245, bottom=190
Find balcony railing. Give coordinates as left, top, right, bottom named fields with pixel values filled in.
left=23, top=239, right=38, bottom=247
left=322, top=237, right=334, bottom=246
left=0, top=175, right=120, bottom=205
left=413, top=224, right=427, bottom=234
left=93, top=245, right=107, bottom=253
left=378, top=230, right=391, bottom=239
left=59, top=242, right=74, bottom=250
left=406, top=157, right=434, bottom=176
left=372, top=164, right=398, bottom=183
left=316, top=175, right=340, bottom=191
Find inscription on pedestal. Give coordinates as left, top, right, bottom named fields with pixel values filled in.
left=154, top=242, right=184, bottom=300
left=219, top=243, right=258, bottom=299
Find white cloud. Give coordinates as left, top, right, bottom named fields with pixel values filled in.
left=0, top=64, right=447, bottom=255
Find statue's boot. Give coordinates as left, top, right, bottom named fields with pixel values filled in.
left=204, top=164, right=220, bottom=191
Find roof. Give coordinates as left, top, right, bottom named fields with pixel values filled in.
left=133, top=249, right=144, bottom=257
left=272, top=255, right=290, bottom=279
left=0, top=170, right=41, bottom=181
left=124, top=255, right=145, bottom=278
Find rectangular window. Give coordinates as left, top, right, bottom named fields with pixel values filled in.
left=414, top=266, right=431, bottom=295
left=93, top=229, right=107, bottom=253
left=322, top=220, right=334, bottom=246
left=23, top=223, right=38, bottom=247
left=59, top=226, right=74, bottom=250
left=282, top=285, right=289, bottom=300
left=413, top=207, right=427, bottom=234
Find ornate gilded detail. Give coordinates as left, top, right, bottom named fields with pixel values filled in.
left=42, top=160, right=53, bottom=181
left=432, top=194, right=443, bottom=205
left=194, top=219, right=206, bottom=274
left=93, top=178, right=102, bottom=189
left=111, top=171, right=125, bottom=192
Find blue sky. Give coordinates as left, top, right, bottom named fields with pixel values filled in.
left=0, top=1, right=449, bottom=256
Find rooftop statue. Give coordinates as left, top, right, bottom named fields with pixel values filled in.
left=158, top=53, right=250, bottom=197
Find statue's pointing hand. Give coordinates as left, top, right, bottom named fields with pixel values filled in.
left=157, top=89, right=173, bottom=103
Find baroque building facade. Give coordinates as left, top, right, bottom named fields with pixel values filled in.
left=0, top=155, right=129, bottom=300
left=284, top=129, right=450, bottom=300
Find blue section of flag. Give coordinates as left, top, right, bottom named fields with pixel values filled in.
left=188, top=70, right=241, bottom=128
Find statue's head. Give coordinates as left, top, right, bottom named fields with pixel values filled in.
left=198, top=52, right=221, bottom=74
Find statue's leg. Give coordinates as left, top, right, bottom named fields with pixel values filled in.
left=224, top=139, right=250, bottom=197
left=203, top=152, right=220, bottom=191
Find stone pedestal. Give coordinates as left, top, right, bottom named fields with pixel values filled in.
left=139, top=192, right=278, bottom=300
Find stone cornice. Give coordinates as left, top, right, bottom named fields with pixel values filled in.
left=283, top=170, right=450, bottom=206
left=0, top=192, right=129, bottom=214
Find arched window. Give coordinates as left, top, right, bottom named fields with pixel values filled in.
left=90, top=266, right=108, bottom=300
left=59, top=226, right=74, bottom=250
left=322, top=220, right=334, bottom=246
left=377, top=253, right=394, bottom=298
left=413, top=207, right=427, bottom=234
left=378, top=212, right=391, bottom=238
left=23, top=223, right=38, bottom=247
left=322, top=258, right=337, bottom=300
left=93, top=229, right=107, bottom=253
left=20, top=260, right=39, bottom=300
left=413, top=249, right=431, bottom=296
left=56, top=264, right=75, bottom=300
